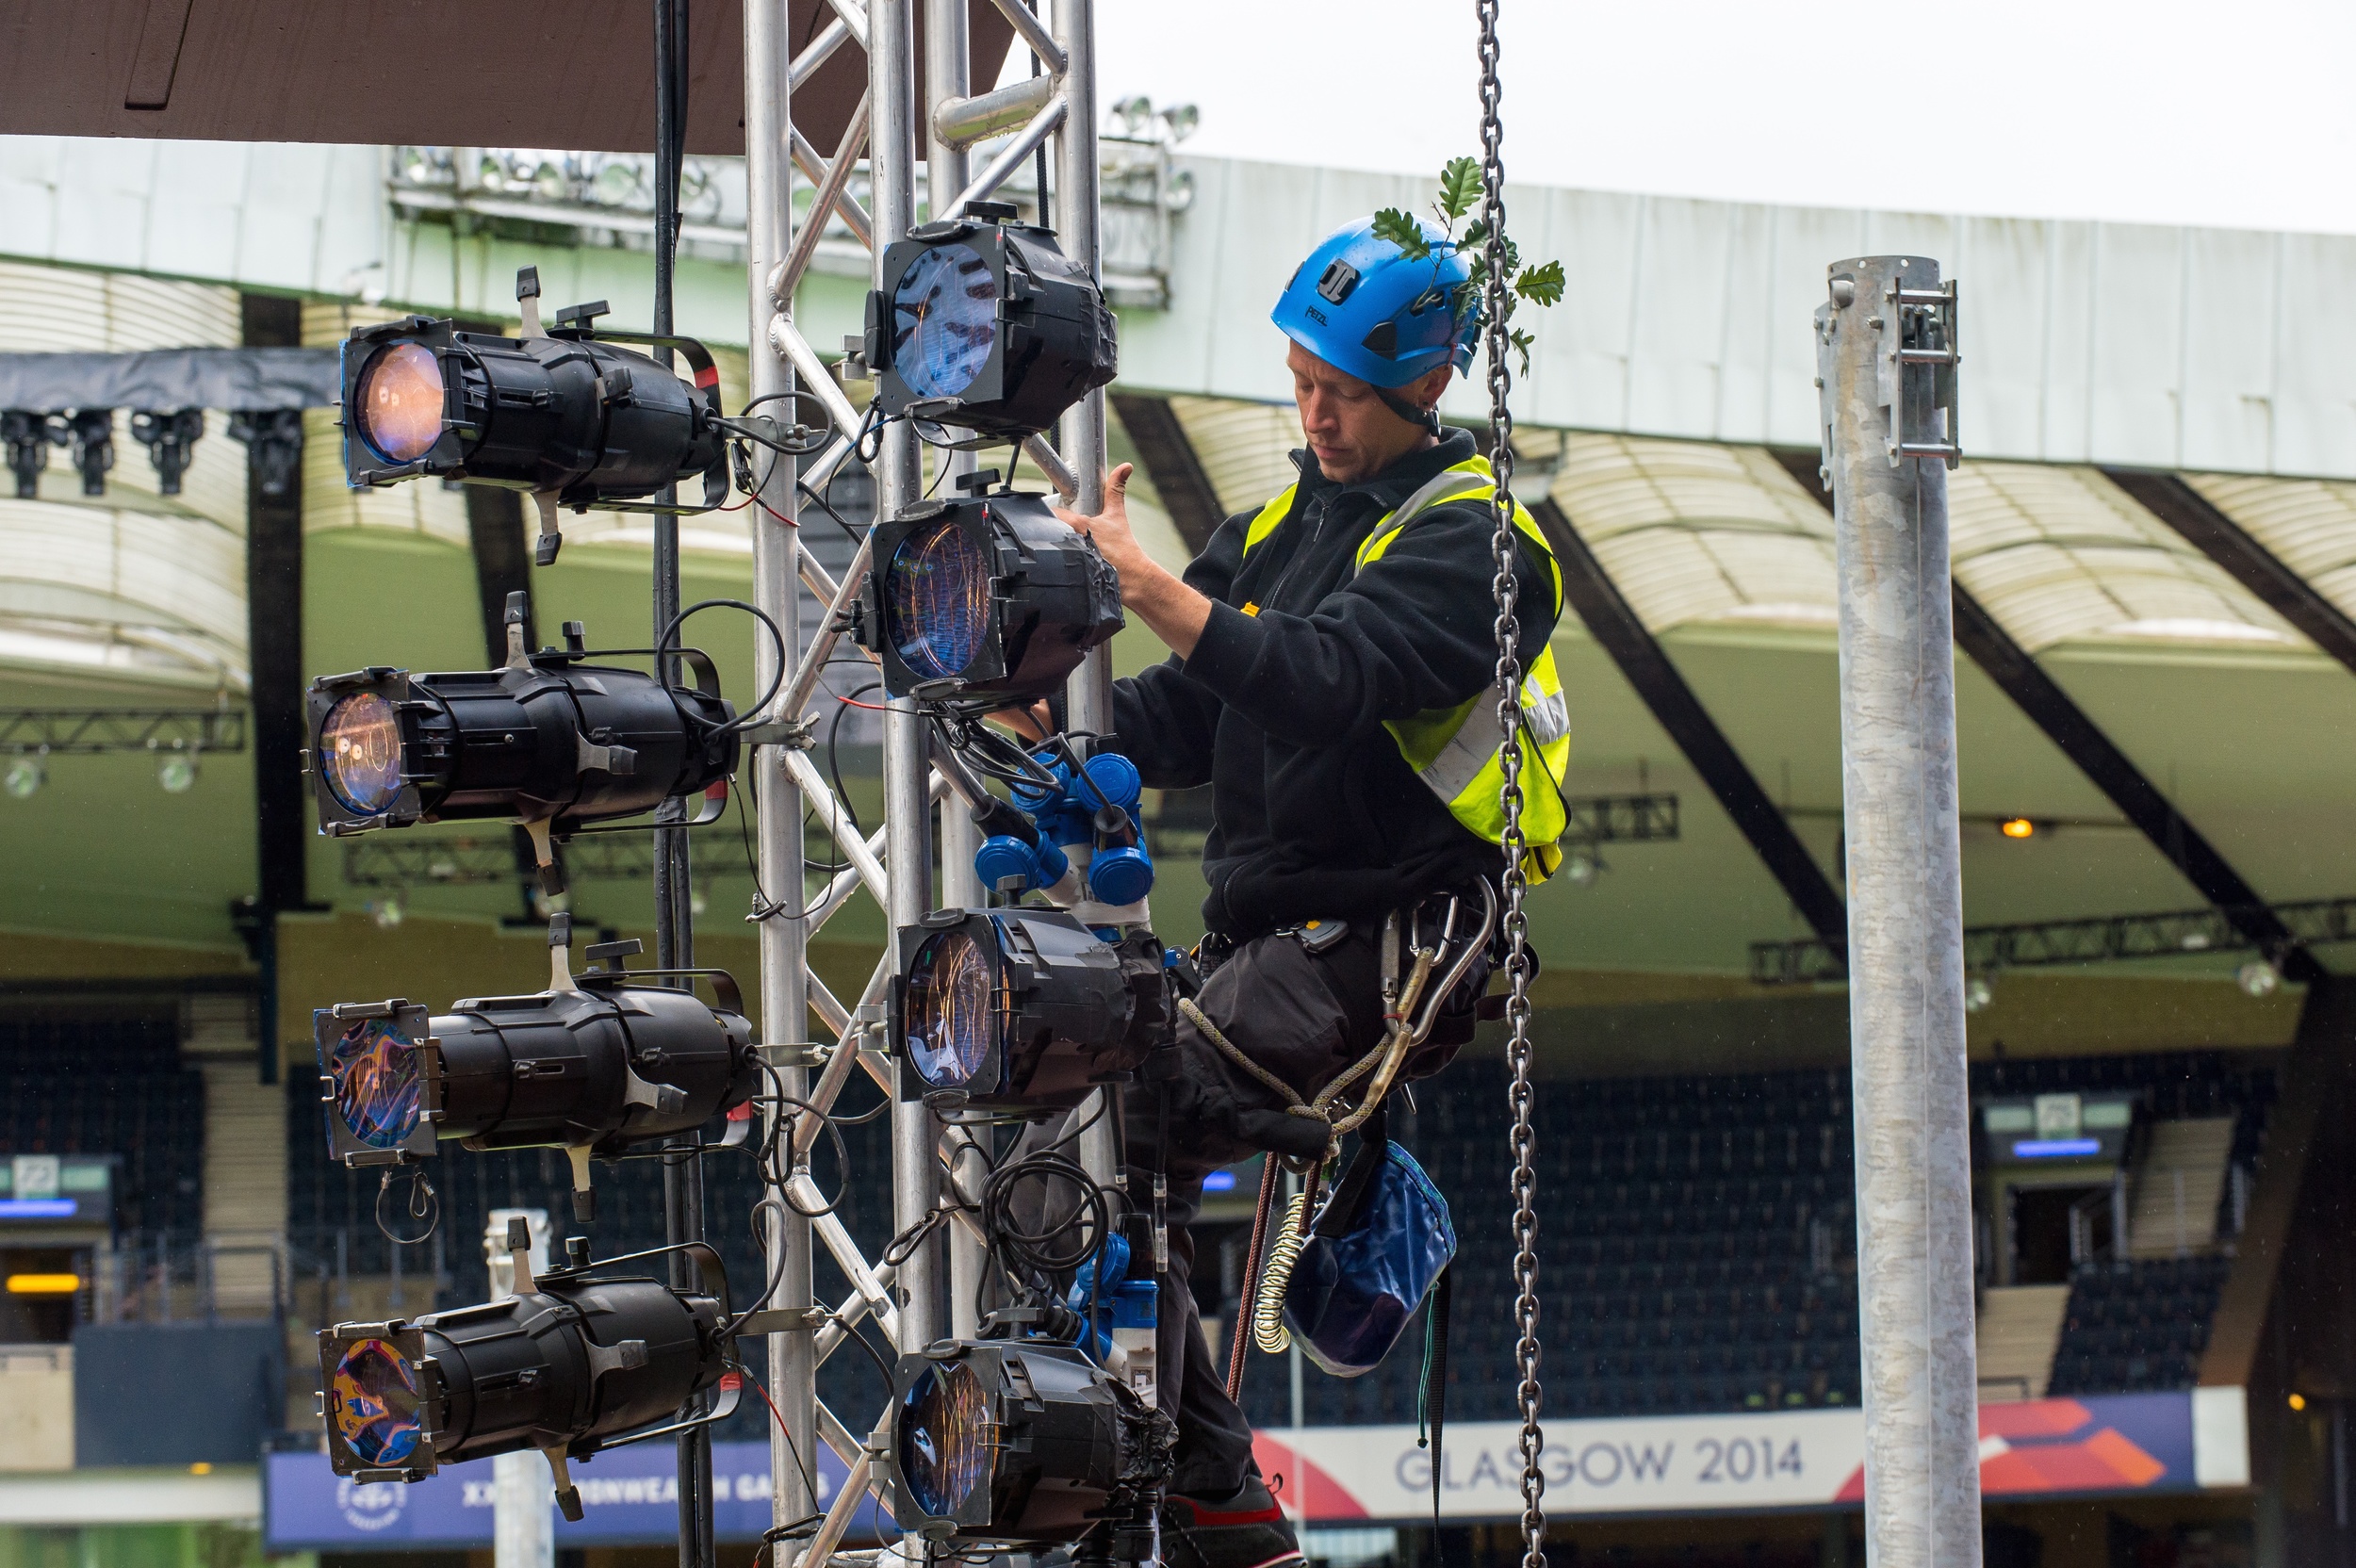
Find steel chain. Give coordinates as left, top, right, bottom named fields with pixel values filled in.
left=1474, top=2, right=1546, bottom=1565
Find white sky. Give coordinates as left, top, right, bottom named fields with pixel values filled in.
left=1085, top=0, right=2356, bottom=236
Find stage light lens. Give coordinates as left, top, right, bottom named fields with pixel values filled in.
left=891, top=243, right=997, bottom=401
left=885, top=516, right=992, bottom=682
left=321, top=693, right=406, bottom=815
left=356, top=342, right=447, bottom=464
left=905, top=929, right=998, bottom=1090
left=333, top=1337, right=424, bottom=1466
left=329, top=1014, right=427, bottom=1149
left=898, top=1361, right=989, bottom=1517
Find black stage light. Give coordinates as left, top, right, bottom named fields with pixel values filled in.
left=315, top=965, right=754, bottom=1215
left=304, top=612, right=738, bottom=838
left=2, top=412, right=47, bottom=498
left=130, top=410, right=205, bottom=496
left=869, top=203, right=1119, bottom=444
left=319, top=1235, right=738, bottom=1520
left=341, top=275, right=727, bottom=564
left=64, top=409, right=112, bottom=497
left=880, top=1340, right=1172, bottom=1557
left=858, top=486, right=1122, bottom=703
left=895, top=908, right=1166, bottom=1112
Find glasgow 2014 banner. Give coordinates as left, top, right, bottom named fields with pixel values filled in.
left=1252, top=1389, right=2251, bottom=1521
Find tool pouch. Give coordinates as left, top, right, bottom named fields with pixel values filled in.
left=1280, top=1107, right=1457, bottom=1377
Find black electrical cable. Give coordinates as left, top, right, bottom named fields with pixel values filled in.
left=826, top=681, right=880, bottom=837
left=654, top=597, right=786, bottom=738
left=795, top=478, right=867, bottom=546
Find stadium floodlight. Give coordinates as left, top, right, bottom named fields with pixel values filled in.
left=319, top=1232, right=738, bottom=1520
left=314, top=961, right=755, bottom=1218
left=304, top=608, right=739, bottom=839
left=869, top=203, right=1119, bottom=445
left=130, top=410, right=205, bottom=496
left=858, top=487, right=1122, bottom=704
left=895, top=907, right=1165, bottom=1111
left=341, top=270, right=728, bottom=564
left=3, top=752, right=43, bottom=799
left=880, top=1340, right=1171, bottom=1558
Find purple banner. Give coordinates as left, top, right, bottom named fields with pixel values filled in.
left=264, top=1441, right=882, bottom=1551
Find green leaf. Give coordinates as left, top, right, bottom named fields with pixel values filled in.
left=1370, top=206, right=1430, bottom=261
left=1511, top=328, right=1537, bottom=377
left=1436, top=156, right=1483, bottom=223
left=1450, top=279, right=1484, bottom=332
left=1459, top=218, right=1491, bottom=252
left=1513, top=259, right=1565, bottom=308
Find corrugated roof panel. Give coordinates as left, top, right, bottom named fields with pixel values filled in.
left=1543, top=434, right=1838, bottom=633
left=1950, top=464, right=2300, bottom=652
left=0, top=260, right=240, bottom=352
left=2184, top=474, right=2356, bottom=624
left=1168, top=395, right=1297, bottom=518
left=0, top=499, right=246, bottom=686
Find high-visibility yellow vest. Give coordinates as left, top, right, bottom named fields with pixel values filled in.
left=1236, top=455, right=1573, bottom=881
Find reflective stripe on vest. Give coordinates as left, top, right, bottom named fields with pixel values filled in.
left=1235, top=455, right=1574, bottom=879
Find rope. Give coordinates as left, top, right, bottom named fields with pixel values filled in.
left=1474, top=0, right=1549, bottom=1560
left=1176, top=946, right=1439, bottom=1157
left=1227, top=1154, right=1283, bottom=1400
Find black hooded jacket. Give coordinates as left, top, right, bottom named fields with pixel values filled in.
left=1112, top=428, right=1561, bottom=939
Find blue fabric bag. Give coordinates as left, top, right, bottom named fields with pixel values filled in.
left=1280, top=1122, right=1458, bottom=1378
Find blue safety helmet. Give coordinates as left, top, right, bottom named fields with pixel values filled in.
left=1270, top=216, right=1479, bottom=388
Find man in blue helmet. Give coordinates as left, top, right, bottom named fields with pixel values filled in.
left=1021, top=215, right=1568, bottom=1568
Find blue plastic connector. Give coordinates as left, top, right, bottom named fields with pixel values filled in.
left=973, top=832, right=1069, bottom=895
left=1087, top=843, right=1154, bottom=906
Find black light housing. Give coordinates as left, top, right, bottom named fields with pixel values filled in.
left=858, top=490, right=1122, bottom=704
left=319, top=1240, right=737, bottom=1520
left=303, top=620, right=738, bottom=837
left=880, top=1340, right=1171, bottom=1556
left=340, top=303, right=727, bottom=549
left=130, top=409, right=205, bottom=495
left=313, top=969, right=755, bottom=1212
left=868, top=205, right=1119, bottom=444
left=3, top=411, right=48, bottom=498
left=894, top=908, right=1166, bottom=1112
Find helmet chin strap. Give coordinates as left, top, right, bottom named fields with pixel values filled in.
left=1374, top=385, right=1444, bottom=438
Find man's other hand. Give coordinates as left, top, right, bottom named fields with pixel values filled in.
left=988, top=701, right=1051, bottom=741
left=1056, top=463, right=1215, bottom=660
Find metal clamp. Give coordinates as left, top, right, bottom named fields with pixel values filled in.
left=1876, top=271, right=1960, bottom=469
left=738, top=717, right=817, bottom=750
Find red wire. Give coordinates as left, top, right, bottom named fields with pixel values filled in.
left=834, top=694, right=889, bottom=711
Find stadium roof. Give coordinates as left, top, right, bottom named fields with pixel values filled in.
left=0, top=1, right=1003, bottom=157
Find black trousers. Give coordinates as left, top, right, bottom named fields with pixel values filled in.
left=1120, top=924, right=1391, bottom=1499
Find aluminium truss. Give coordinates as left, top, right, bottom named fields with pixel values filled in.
left=738, top=3, right=1115, bottom=1560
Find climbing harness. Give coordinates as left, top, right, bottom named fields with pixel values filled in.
left=1179, top=887, right=1497, bottom=1166
left=1473, top=0, right=1551, bottom=1558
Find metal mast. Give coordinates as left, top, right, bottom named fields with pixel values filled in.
left=742, top=0, right=815, bottom=1561
left=1815, top=255, right=1980, bottom=1568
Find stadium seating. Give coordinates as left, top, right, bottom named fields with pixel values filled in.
left=0, top=1016, right=205, bottom=1243
left=1239, top=1062, right=1864, bottom=1430
left=1236, top=1048, right=2275, bottom=1429
left=2046, top=1256, right=2233, bottom=1396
